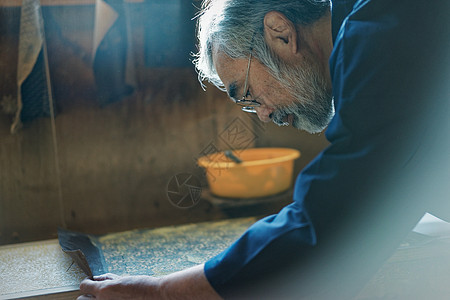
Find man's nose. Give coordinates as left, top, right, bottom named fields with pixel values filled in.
left=255, top=106, right=274, bottom=123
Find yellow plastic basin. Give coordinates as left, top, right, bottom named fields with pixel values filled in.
left=197, top=147, right=300, bottom=198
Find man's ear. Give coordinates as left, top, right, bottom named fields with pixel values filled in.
left=264, top=11, right=298, bottom=59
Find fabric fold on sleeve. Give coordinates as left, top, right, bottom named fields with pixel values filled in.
left=204, top=201, right=316, bottom=296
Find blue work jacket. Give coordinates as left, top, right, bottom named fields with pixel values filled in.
left=205, top=0, right=450, bottom=298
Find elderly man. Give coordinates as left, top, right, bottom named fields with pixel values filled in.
left=79, top=0, right=449, bottom=299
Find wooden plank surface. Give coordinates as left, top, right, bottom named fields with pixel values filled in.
left=0, top=239, right=84, bottom=299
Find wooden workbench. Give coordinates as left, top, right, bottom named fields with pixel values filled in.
left=2, top=216, right=450, bottom=299
left=0, top=217, right=257, bottom=299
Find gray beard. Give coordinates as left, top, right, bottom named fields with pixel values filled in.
left=269, top=54, right=334, bottom=133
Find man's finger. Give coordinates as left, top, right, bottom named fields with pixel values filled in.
left=79, top=277, right=100, bottom=294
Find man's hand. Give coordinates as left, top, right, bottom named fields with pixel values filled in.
left=78, top=273, right=161, bottom=299
left=77, top=264, right=222, bottom=300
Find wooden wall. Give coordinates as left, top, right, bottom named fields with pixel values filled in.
left=0, top=3, right=329, bottom=245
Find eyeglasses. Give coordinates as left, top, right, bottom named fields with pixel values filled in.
left=234, top=52, right=261, bottom=113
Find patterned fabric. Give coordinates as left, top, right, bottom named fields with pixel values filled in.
left=58, top=218, right=256, bottom=277
left=13, top=0, right=53, bottom=133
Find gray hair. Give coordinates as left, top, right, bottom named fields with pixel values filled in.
left=193, top=0, right=331, bottom=90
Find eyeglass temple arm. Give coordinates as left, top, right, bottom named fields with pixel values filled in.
left=242, top=52, right=252, bottom=98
